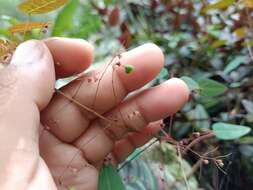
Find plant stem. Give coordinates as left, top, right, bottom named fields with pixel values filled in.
left=183, top=132, right=214, bottom=155
left=56, top=89, right=119, bottom=126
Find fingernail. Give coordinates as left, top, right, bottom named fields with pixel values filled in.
left=165, top=78, right=190, bottom=101
left=11, top=40, right=46, bottom=67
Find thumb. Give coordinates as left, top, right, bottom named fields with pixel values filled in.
left=10, top=40, right=55, bottom=109
left=0, top=40, right=55, bottom=186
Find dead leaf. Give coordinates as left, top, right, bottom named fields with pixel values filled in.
left=18, top=0, right=69, bottom=15
left=9, top=22, right=49, bottom=33
left=242, top=0, right=253, bottom=8
left=233, top=27, right=248, bottom=38
left=241, top=40, right=253, bottom=46
left=109, top=7, right=120, bottom=26
left=0, top=40, right=18, bottom=64
left=201, top=0, right=235, bottom=13
left=211, top=39, right=227, bottom=48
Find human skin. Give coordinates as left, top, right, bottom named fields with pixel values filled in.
left=0, top=38, right=189, bottom=190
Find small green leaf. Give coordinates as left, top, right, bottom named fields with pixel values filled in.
left=124, top=64, right=134, bottom=74
left=198, top=78, right=227, bottom=97
left=212, top=122, right=251, bottom=140
left=99, top=164, right=125, bottom=190
left=180, top=76, right=199, bottom=91
left=224, top=56, right=246, bottom=74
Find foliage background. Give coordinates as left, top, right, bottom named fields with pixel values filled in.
left=1, top=0, right=253, bottom=190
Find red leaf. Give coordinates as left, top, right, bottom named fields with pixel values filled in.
left=109, top=7, right=120, bottom=27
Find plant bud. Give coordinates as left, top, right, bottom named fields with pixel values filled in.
left=192, top=132, right=200, bottom=138
left=203, top=159, right=209, bottom=165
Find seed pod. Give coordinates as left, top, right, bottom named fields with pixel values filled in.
left=203, top=159, right=209, bottom=165
left=192, top=132, right=200, bottom=138
left=182, top=138, right=190, bottom=145
left=115, top=61, right=121, bottom=66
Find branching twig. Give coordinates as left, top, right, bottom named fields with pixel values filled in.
left=91, top=55, right=119, bottom=109
left=56, top=89, right=119, bottom=126
left=183, top=131, right=215, bottom=155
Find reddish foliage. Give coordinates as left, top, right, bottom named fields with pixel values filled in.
left=109, top=7, right=120, bottom=27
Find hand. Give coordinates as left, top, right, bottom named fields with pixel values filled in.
left=0, top=38, right=189, bottom=190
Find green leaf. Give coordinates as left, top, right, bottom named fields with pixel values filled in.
left=201, top=97, right=220, bottom=109
left=187, top=104, right=210, bottom=129
left=157, top=68, right=169, bottom=80
left=0, top=28, right=11, bottom=38
left=198, top=78, right=227, bottom=97
left=212, top=122, right=251, bottom=140
left=52, top=0, right=80, bottom=36
left=180, top=76, right=199, bottom=92
left=237, top=137, right=253, bottom=144
left=224, top=56, right=246, bottom=74
left=242, top=99, right=253, bottom=114
left=98, top=164, right=125, bottom=190
left=124, top=65, right=134, bottom=74
left=126, top=186, right=136, bottom=190
left=52, top=2, right=101, bottom=38
left=104, top=0, right=117, bottom=6
left=138, top=160, right=158, bottom=189
left=206, top=25, right=223, bottom=38
left=127, top=181, right=146, bottom=190
left=119, top=160, right=158, bottom=190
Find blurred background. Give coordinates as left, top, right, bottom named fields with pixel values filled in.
left=1, top=0, right=253, bottom=190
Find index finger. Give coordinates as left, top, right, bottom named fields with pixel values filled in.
left=44, top=37, right=94, bottom=78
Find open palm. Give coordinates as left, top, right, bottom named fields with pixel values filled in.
left=0, top=38, right=188, bottom=190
